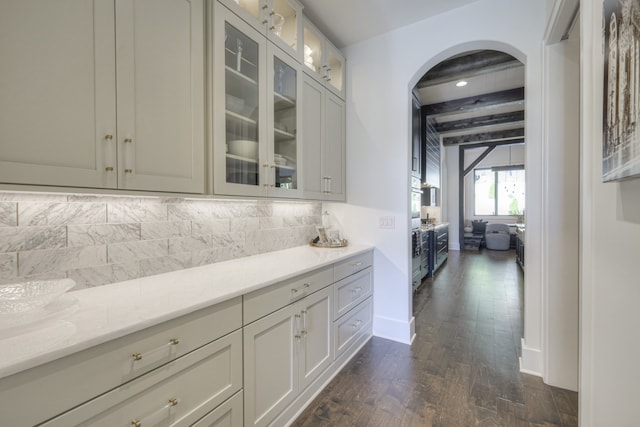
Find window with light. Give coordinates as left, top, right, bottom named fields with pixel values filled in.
left=474, top=166, right=525, bottom=216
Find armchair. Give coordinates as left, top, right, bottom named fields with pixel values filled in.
left=485, top=223, right=510, bottom=250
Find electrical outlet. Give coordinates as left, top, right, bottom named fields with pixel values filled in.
left=378, top=216, right=395, bottom=229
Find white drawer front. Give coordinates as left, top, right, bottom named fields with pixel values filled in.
left=334, top=297, right=372, bottom=358
left=42, top=329, right=243, bottom=427
left=243, top=266, right=333, bottom=324
left=333, top=267, right=372, bottom=320
left=192, top=390, right=243, bottom=427
left=0, top=297, right=242, bottom=427
left=333, top=251, right=373, bottom=282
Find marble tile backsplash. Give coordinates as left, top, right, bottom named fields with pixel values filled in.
left=0, top=192, right=322, bottom=289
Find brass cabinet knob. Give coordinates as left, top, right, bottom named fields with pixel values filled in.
left=105, top=167, right=114, bottom=172
left=124, top=169, right=133, bottom=174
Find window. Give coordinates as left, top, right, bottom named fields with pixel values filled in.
left=474, top=167, right=525, bottom=216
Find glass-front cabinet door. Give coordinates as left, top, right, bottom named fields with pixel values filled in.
left=302, top=17, right=345, bottom=100
left=267, top=44, right=301, bottom=197
left=218, top=0, right=302, bottom=62
left=213, top=3, right=267, bottom=196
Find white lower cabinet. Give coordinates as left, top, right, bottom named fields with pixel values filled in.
left=191, top=390, right=243, bottom=427
left=243, top=286, right=332, bottom=427
left=0, top=250, right=373, bottom=427
left=42, top=330, right=243, bottom=427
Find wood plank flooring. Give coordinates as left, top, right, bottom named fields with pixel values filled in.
left=293, top=250, right=578, bottom=426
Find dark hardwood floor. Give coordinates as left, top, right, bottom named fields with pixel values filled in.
left=293, top=250, right=578, bottom=426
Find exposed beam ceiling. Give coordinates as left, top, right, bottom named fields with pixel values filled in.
left=434, top=110, right=524, bottom=133
left=443, top=128, right=525, bottom=146
left=417, top=51, right=522, bottom=88
left=423, top=87, right=525, bottom=118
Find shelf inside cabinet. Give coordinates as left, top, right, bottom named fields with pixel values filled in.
left=226, top=110, right=257, bottom=126
left=225, top=66, right=258, bottom=86
left=226, top=153, right=258, bottom=164
left=274, top=92, right=295, bottom=111
left=274, top=128, right=296, bottom=141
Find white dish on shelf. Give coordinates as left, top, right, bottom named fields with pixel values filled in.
left=228, top=139, right=258, bottom=159
left=0, top=279, right=76, bottom=314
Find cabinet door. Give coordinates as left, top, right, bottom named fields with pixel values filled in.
left=412, top=95, right=421, bottom=179
left=192, top=391, right=243, bottom=427
left=302, top=17, right=325, bottom=86
left=299, top=286, right=333, bottom=391
left=267, top=44, right=302, bottom=198
left=0, top=0, right=117, bottom=189
left=324, top=91, right=346, bottom=201
left=115, top=0, right=205, bottom=193
left=324, top=41, right=345, bottom=100
left=301, top=74, right=325, bottom=200
left=213, top=4, right=268, bottom=197
left=266, top=0, right=303, bottom=62
left=243, top=304, right=298, bottom=427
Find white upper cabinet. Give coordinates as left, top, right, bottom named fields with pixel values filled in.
left=115, top=0, right=205, bottom=193
left=0, top=0, right=117, bottom=189
left=302, top=18, right=345, bottom=100
left=213, top=4, right=267, bottom=197
left=218, top=0, right=303, bottom=62
left=267, top=43, right=302, bottom=198
left=212, top=3, right=302, bottom=198
left=302, top=74, right=345, bottom=201
left=0, top=0, right=205, bottom=194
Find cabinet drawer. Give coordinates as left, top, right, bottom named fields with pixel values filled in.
left=334, top=298, right=372, bottom=358
left=333, top=251, right=373, bottom=282
left=192, top=390, right=243, bottom=427
left=0, top=297, right=242, bottom=427
left=42, top=329, right=243, bottom=427
left=243, top=266, right=333, bottom=324
left=333, top=267, right=372, bottom=320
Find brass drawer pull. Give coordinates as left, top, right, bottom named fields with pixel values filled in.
left=130, top=397, right=179, bottom=426
left=131, top=338, right=181, bottom=361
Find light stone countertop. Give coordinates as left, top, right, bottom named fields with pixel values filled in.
left=0, top=244, right=374, bottom=380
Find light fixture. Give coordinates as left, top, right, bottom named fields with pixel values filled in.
left=455, top=80, right=467, bottom=87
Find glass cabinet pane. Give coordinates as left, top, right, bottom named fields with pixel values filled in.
left=303, top=25, right=322, bottom=76
left=224, top=22, right=260, bottom=186
left=273, top=55, right=297, bottom=190
left=233, top=0, right=261, bottom=22
left=270, top=0, right=299, bottom=52
left=326, top=47, right=344, bottom=94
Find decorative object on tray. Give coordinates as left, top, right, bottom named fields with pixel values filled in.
left=310, top=227, right=347, bottom=247
left=602, top=0, right=640, bottom=182
left=0, top=278, right=75, bottom=314
left=309, top=238, right=348, bottom=248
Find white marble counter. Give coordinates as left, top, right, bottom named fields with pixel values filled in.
left=0, top=244, right=374, bottom=380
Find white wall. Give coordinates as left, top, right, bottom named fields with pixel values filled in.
left=543, top=27, right=579, bottom=391
left=580, top=1, right=640, bottom=424
left=328, top=0, right=548, bottom=364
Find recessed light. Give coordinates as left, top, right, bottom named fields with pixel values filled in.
left=456, top=80, right=468, bottom=87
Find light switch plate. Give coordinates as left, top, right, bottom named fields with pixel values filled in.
left=378, top=216, right=395, bottom=229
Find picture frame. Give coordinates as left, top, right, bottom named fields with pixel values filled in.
left=328, top=229, right=342, bottom=245
left=602, top=0, right=640, bottom=182
left=316, top=226, right=329, bottom=244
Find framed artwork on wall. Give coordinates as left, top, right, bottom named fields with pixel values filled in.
left=602, top=0, right=640, bottom=182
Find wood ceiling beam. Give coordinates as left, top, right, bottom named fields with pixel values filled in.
left=464, top=146, right=496, bottom=176
left=422, top=87, right=524, bottom=118
left=458, top=139, right=525, bottom=149
left=434, top=110, right=525, bottom=133
left=443, top=128, right=524, bottom=146
left=417, top=51, right=520, bottom=88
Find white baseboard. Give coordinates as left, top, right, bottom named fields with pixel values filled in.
left=519, top=338, right=543, bottom=376
left=449, top=242, right=461, bottom=251
left=409, top=316, right=416, bottom=344
left=373, top=314, right=413, bottom=344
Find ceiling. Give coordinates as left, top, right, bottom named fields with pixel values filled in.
left=298, top=0, right=480, bottom=48
left=298, top=1, right=525, bottom=149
